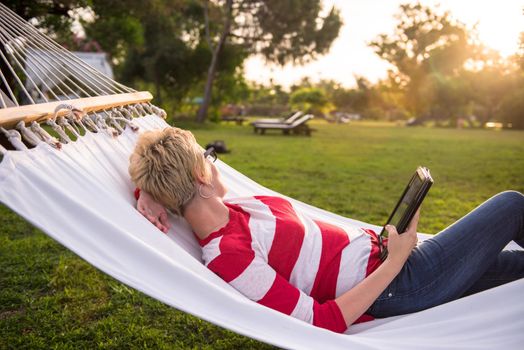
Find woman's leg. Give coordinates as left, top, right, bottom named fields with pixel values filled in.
left=368, top=191, right=524, bottom=318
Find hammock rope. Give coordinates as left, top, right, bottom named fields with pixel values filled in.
left=0, top=3, right=132, bottom=99
left=0, top=1, right=151, bottom=138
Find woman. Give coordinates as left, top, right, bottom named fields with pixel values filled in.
left=129, top=127, right=524, bottom=333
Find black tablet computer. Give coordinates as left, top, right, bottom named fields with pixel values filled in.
left=379, top=166, right=433, bottom=251
left=378, top=166, right=433, bottom=261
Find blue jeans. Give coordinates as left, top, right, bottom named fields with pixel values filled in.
left=368, top=191, right=524, bottom=317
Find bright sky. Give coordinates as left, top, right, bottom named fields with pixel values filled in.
left=244, top=0, right=524, bottom=88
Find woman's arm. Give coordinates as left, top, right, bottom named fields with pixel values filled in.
left=335, top=211, right=419, bottom=326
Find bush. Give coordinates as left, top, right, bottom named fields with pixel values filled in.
left=499, top=87, right=524, bottom=129
left=362, top=107, right=383, bottom=120
left=245, top=104, right=288, bottom=116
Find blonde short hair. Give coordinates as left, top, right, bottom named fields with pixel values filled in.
left=128, top=127, right=211, bottom=215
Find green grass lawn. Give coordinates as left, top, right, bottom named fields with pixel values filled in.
left=1, top=120, right=523, bottom=349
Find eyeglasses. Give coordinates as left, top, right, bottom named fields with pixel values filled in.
left=204, top=147, right=217, bottom=163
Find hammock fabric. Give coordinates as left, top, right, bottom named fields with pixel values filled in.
left=0, top=114, right=522, bottom=349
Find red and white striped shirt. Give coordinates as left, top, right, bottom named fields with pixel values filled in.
left=197, top=196, right=382, bottom=333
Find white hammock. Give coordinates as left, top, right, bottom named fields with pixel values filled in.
left=1, top=114, right=522, bottom=349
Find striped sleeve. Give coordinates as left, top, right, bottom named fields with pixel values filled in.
left=209, top=252, right=348, bottom=333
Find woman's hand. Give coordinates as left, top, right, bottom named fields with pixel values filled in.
left=384, top=210, right=420, bottom=268
left=137, top=190, right=171, bottom=234
left=335, top=209, right=420, bottom=327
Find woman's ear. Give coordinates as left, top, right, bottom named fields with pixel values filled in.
left=195, top=170, right=208, bottom=184
left=195, top=175, right=204, bottom=184
left=194, top=160, right=212, bottom=185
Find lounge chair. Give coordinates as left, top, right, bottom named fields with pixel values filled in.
left=251, top=111, right=304, bottom=125
left=252, top=113, right=315, bottom=136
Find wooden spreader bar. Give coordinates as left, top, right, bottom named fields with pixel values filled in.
left=0, top=91, right=153, bottom=128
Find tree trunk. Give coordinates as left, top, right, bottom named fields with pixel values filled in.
left=195, top=0, right=233, bottom=123
left=196, top=45, right=221, bottom=123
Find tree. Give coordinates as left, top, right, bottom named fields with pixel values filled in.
left=423, top=73, right=469, bottom=123
left=504, top=30, right=524, bottom=129
left=369, top=2, right=474, bottom=117
left=290, top=87, right=329, bottom=116
left=459, top=64, right=511, bottom=126
left=245, top=82, right=290, bottom=116
left=499, top=86, right=524, bottom=129
left=8, top=1, right=341, bottom=123
left=81, top=0, right=210, bottom=107
left=196, top=0, right=342, bottom=122
left=80, top=0, right=147, bottom=64
left=518, top=32, right=524, bottom=71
